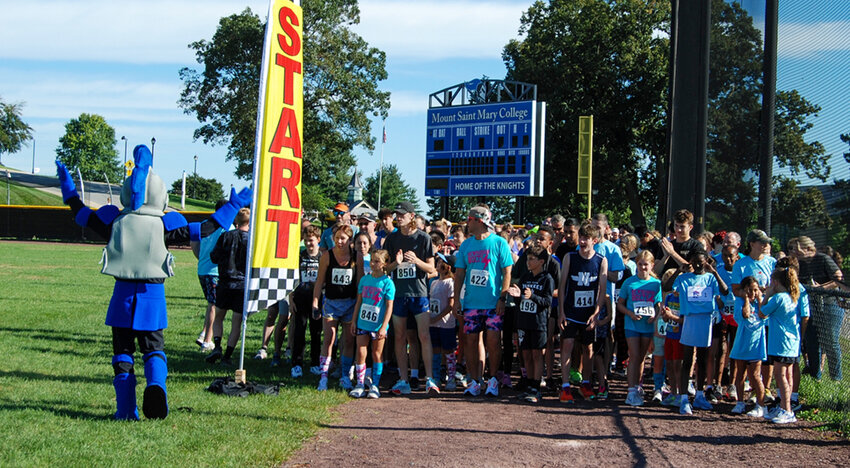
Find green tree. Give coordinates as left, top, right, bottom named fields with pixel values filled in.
left=0, top=97, right=33, bottom=166
left=771, top=176, right=831, bottom=230
left=170, top=174, right=224, bottom=203
left=363, top=164, right=418, bottom=212
left=178, top=1, right=391, bottom=213
left=55, top=113, right=121, bottom=182
left=502, top=0, right=670, bottom=227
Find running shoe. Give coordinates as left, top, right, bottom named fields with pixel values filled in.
left=707, top=387, right=720, bottom=404
left=680, top=401, right=693, bottom=415
left=291, top=365, right=303, bottom=378
left=746, top=395, right=757, bottom=405
left=726, top=384, right=738, bottom=401
left=771, top=409, right=797, bottom=424
left=661, top=394, right=679, bottom=406
left=485, top=377, right=499, bottom=397
left=625, top=389, right=642, bottom=407
left=731, top=401, right=746, bottom=414
left=559, top=386, right=574, bottom=403
left=426, top=377, right=441, bottom=396
left=310, top=365, right=322, bottom=376
left=317, top=376, right=328, bottom=391
left=764, top=406, right=781, bottom=420
left=205, top=348, right=222, bottom=364
left=596, top=384, right=609, bottom=400
left=693, top=392, right=713, bottom=410
left=743, top=379, right=752, bottom=392
left=409, top=376, right=421, bottom=392
left=349, top=384, right=366, bottom=398
left=498, top=371, right=512, bottom=388
left=195, top=333, right=205, bottom=348
left=687, top=380, right=696, bottom=397
left=339, top=375, right=353, bottom=391
left=464, top=380, right=481, bottom=396
left=745, top=405, right=765, bottom=418
left=580, top=382, right=595, bottom=400
left=200, top=342, right=215, bottom=353
left=254, top=348, right=268, bottom=360
left=445, top=378, right=457, bottom=391
left=652, top=389, right=663, bottom=404
left=367, top=385, right=381, bottom=399
left=270, top=353, right=282, bottom=368
left=570, top=370, right=582, bottom=385
left=523, top=390, right=540, bottom=403
left=391, top=379, right=411, bottom=395
left=763, top=390, right=775, bottom=404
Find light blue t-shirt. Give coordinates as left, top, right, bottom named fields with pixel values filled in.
left=619, top=276, right=662, bottom=334
left=731, top=255, right=776, bottom=315
left=729, top=298, right=766, bottom=362
left=798, top=284, right=810, bottom=319
left=672, top=272, right=720, bottom=316
left=355, top=274, right=395, bottom=333
left=762, top=292, right=801, bottom=358
left=197, top=226, right=226, bottom=276
left=455, top=233, right=514, bottom=310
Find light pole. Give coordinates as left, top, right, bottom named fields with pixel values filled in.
left=193, top=155, right=198, bottom=177
left=120, top=136, right=127, bottom=182
left=150, top=137, right=156, bottom=157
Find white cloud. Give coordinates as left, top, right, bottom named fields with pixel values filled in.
left=779, top=21, right=850, bottom=57
left=388, top=90, right=427, bottom=116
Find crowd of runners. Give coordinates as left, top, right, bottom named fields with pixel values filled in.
left=195, top=200, right=845, bottom=426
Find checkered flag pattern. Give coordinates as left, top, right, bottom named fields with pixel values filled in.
left=245, top=267, right=299, bottom=315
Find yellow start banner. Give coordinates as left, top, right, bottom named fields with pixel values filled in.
left=252, top=0, right=303, bottom=270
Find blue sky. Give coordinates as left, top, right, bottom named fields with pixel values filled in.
left=1, top=0, right=847, bottom=206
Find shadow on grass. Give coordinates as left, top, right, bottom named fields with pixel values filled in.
left=0, top=397, right=111, bottom=421
left=0, top=369, right=108, bottom=385
left=0, top=326, right=104, bottom=345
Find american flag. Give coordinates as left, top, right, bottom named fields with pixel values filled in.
left=382, top=124, right=387, bottom=143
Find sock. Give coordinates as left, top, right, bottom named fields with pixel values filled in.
left=340, top=355, right=353, bottom=380
left=446, top=352, right=457, bottom=380
left=373, top=362, right=384, bottom=387
left=653, top=372, right=665, bottom=391
left=432, top=354, right=442, bottom=380
left=319, top=355, right=331, bottom=378
left=223, top=346, right=235, bottom=359
left=355, top=364, right=366, bottom=386
left=411, top=369, right=419, bottom=379
left=365, top=368, right=372, bottom=380
left=213, top=336, right=222, bottom=350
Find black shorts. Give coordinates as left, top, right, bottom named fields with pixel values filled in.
left=215, top=287, right=245, bottom=315
left=560, top=321, right=595, bottom=344
left=518, top=329, right=546, bottom=350
left=768, top=355, right=798, bottom=365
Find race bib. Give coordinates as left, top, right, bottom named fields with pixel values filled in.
left=396, top=262, right=416, bottom=280
left=429, top=299, right=441, bottom=317
left=469, top=269, right=490, bottom=287
left=301, top=267, right=318, bottom=283
left=331, top=268, right=353, bottom=286
left=634, top=301, right=655, bottom=317
left=574, top=290, right=595, bottom=308
left=657, top=320, right=668, bottom=336
left=359, top=303, right=379, bottom=323
left=721, top=301, right=734, bottom=317
left=519, top=299, right=536, bottom=314
left=686, top=285, right=712, bottom=303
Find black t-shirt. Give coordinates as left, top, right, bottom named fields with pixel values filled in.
left=662, top=237, right=705, bottom=272
left=555, top=241, right=578, bottom=264
left=384, top=229, right=433, bottom=297
left=798, top=253, right=839, bottom=285
left=642, top=238, right=664, bottom=261
left=515, top=270, right=554, bottom=332
left=294, top=249, right=321, bottom=298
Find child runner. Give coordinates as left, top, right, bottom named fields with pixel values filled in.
left=286, top=225, right=323, bottom=377
left=759, top=264, right=803, bottom=424
left=728, top=275, right=767, bottom=416
left=557, top=221, right=608, bottom=403
left=429, top=254, right=458, bottom=389
left=665, top=250, right=729, bottom=414
left=660, top=276, right=684, bottom=407
left=509, top=245, right=554, bottom=403
left=619, top=250, right=663, bottom=406
left=349, top=250, right=395, bottom=398
left=312, top=225, right=359, bottom=391
left=716, top=235, right=740, bottom=400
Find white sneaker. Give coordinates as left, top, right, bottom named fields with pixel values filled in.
left=680, top=401, right=693, bottom=415
left=367, top=385, right=381, bottom=399
left=317, top=376, right=328, bottom=391
left=485, top=377, right=499, bottom=397
left=254, top=348, right=267, bottom=360
left=652, top=389, right=663, bottom=404
left=349, top=384, right=366, bottom=398
left=772, top=409, right=797, bottom=424
left=200, top=342, right=215, bottom=353
left=727, top=384, right=738, bottom=401
left=746, top=405, right=765, bottom=418
left=731, top=401, right=746, bottom=414
left=291, top=365, right=303, bottom=378
left=339, top=375, right=353, bottom=391
left=426, top=377, right=441, bottom=396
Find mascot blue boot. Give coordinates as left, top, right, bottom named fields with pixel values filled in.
left=142, top=351, right=168, bottom=419
left=112, top=354, right=139, bottom=421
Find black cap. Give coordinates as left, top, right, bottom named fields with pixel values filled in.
left=394, top=201, right=415, bottom=215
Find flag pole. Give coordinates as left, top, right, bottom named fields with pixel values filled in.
left=377, top=119, right=386, bottom=209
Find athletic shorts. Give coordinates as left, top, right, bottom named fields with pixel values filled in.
left=560, top=321, right=595, bottom=344
left=768, top=355, right=798, bottom=365
left=652, top=336, right=666, bottom=357
left=463, top=309, right=503, bottom=334
left=518, top=329, right=546, bottom=350
left=664, top=338, right=684, bottom=360
left=392, top=296, right=429, bottom=319
left=198, top=275, right=218, bottom=303
left=624, top=329, right=654, bottom=339
left=592, top=336, right=607, bottom=356
left=430, top=327, right=457, bottom=351
left=215, top=287, right=244, bottom=315
left=322, top=297, right=355, bottom=322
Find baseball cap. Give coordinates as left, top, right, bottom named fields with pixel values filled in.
left=747, top=229, right=771, bottom=244
left=436, top=253, right=456, bottom=269
left=468, top=206, right=495, bottom=230
left=393, top=201, right=415, bottom=215
left=333, top=202, right=349, bottom=213
left=358, top=212, right=375, bottom=222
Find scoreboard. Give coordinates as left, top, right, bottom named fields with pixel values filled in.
left=425, top=100, right=545, bottom=197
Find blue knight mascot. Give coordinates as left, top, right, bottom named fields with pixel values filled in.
left=57, top=144, right=251, bottom=420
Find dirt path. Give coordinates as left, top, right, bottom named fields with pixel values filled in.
left=285, top=376, right=850, bottom=467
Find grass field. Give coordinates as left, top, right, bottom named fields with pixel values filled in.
left=0, top=241, right=346, bottom=467
left=2, top=180, right=65, bottom=206
left=167, top=194, right=215, bottom=212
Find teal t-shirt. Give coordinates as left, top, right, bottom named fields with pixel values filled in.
left=762, top=292, right=801, bottom=358
left=455, top=233, right=514, bottom=310
left=619, top=276, right=662, bottom=334
left=355, top=274, right=395, bottom=333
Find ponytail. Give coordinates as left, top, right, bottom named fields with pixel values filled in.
left=772, top=267, right=800, bottom=304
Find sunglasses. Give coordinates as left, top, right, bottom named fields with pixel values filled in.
left=334, top=210, right=346, bottom=216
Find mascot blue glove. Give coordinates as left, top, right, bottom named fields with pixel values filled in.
left=55, top=160, right=79, bottom=202
left=211, top=186, right=253, bottom=229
